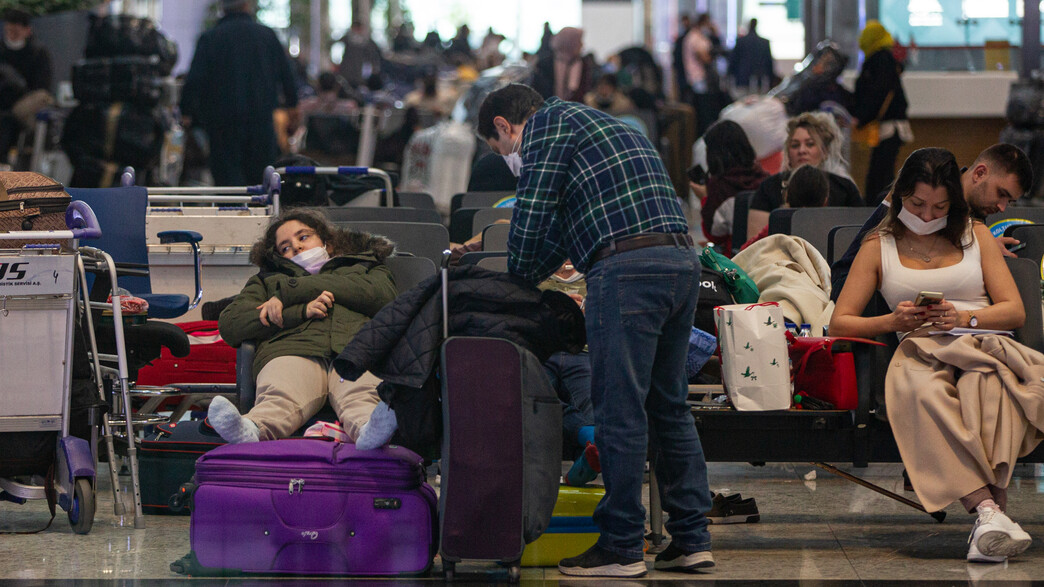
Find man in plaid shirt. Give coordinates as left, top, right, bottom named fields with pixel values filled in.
left=477, top=84, right=714, bottom=577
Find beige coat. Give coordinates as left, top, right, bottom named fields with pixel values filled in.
left=886, top=334, right=1044, bottom=512
left=732, top=234, right=834, bottom=335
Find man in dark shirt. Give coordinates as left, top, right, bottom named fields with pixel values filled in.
left=181, top=0, right=298, bottom=186
left=830, top=144, right=1033, bottom=301
left=0, top=9, right=50, bottom=97
left=727, top=19, right=774, bottom=94
left=0, top=8, right=51, bottom=158
left=478, top=83, right=713, bottom=578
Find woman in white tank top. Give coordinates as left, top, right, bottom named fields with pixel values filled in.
left=830, top=148, right=1042, bottom=564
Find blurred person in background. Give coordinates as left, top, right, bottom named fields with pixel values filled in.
left=853, top=20, right=911, bottom=205
left=477, top=27, right=506, bottom=70
left=584, top=73, right=635, bottom=115
left=338, top=21, right=383, bottom=90
left=693, top=120, right=768, bottom=254
left=682, top=14, right=722, bottom=136
left=672, top=14, right=693, bottom=103
left=297, top=71, right=358, bottom=117
left=727, top=18, right=774, bottom=96
left=391, top=22, right=419, bottom=53
left=404, top=68, right=456, bottom=120
left=181, top=0, right=298, bottom=186
left=0, top=7, right=52, bottom=159
left=444, top=24, right=474, bottom=66
left=532, top=27, right=596, bottom=102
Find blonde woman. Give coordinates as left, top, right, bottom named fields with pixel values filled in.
left=747, top=111, right=862, bottom=239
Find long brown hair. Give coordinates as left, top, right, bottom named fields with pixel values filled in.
left=875, top=147, right=969, bottom=250
left=249, top=209, right=353, bottom=267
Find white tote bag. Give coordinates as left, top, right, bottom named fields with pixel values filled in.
left=714, top=302, right=792, bottom=411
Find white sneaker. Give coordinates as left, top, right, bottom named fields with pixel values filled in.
left=967, top=509, right=1032, bottom=563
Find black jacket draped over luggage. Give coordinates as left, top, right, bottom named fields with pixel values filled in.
left=334, top=264, right=586, bottom=456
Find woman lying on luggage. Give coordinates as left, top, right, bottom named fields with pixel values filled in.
left=829, top=147, right=1044, bottom=564
left=207, top=209, right=399, bottom=445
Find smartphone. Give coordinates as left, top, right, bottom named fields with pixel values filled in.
left=913, top=291, right=944, bottom=306
left=687, top=164, right=707, bottom=185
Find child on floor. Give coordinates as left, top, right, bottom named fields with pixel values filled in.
left=208, top=209, right=399, bottom=446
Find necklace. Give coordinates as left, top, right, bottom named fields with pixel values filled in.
left=904, top=236, right=939, bottom=263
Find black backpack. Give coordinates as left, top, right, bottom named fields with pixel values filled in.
left=693, top=266, right=734, bottom=335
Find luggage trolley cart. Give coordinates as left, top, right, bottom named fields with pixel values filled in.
left=0, top=201, right=115, bottom=534
left=125, top=166, right=283, bottom=214
left=117, top=168, right=281, bottom=421
left=274, top=166, right=395, bottom=208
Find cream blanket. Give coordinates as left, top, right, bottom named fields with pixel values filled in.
left=732, top=234, right=834, bottom=335
left=887, top=334, right=1044, bottom=511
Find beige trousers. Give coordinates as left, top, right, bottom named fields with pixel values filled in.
left=885, top=334, right=1044, bottom=512
left=246, top=356, right=381, bottom=441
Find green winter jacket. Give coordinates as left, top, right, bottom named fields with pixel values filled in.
left=218, top=234, right=397, bottom=379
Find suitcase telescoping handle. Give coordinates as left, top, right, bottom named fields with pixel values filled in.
left=441, top=267, right=449, bottom=340
left=275, top=166, right=395, bottom=208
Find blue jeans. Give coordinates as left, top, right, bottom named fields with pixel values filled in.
left=544, top=351, right=594, bottom=452
left=585, top=245, right=711, bottom=558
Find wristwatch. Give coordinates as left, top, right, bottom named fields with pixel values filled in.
left=968, top=312, right=978, bottom=328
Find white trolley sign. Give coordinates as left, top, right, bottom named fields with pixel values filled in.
left=0, top=252, right=76, bottom=429
left=0, top=252, right=75, bottom=296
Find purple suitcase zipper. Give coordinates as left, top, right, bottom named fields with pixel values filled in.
left=190, top=438, right=437, bottom=576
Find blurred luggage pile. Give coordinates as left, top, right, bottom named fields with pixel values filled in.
left=62, top=14, right=180, bottom=187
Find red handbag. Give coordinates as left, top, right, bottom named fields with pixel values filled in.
left=786, top=333, right=884, bottom=410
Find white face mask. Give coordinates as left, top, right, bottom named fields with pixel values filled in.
left=4, top=37, right=25, bottom=50
left=898, top=205, right=948, bottom=236
left=290, top=246, right=330, bottom=274
left=501, top=131, right=523, bottom=177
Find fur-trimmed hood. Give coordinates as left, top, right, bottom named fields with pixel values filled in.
left=341, top=230, right=396, bottom=262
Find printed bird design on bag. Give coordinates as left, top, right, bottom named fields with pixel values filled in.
left=726, top=317, right=733, bottom=326
left=744, top=342, right=753, bottom=351
left=742, top=366, right=756, bottom=381
left=770, top=358, right=780, bottom=367
left=764, top=316, right=777, bottom=328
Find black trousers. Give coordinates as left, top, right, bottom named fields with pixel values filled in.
left=865, top=134, right=904, bottom=206
left=205, top=115, right=279, bottom=186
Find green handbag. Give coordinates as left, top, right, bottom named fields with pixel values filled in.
left=699, top=246, right=760, bottom=304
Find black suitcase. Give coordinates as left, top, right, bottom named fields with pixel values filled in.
left=139, top=419, right=225, bottom=515
left=437, top=268, right=562, bottom=581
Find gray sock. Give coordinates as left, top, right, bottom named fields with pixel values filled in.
left=208, top=395, right=260, bottom=443
left=355, top=402, right=397, bottom=450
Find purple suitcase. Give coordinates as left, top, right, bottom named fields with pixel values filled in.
left=190, top=438, right=437, bottom=576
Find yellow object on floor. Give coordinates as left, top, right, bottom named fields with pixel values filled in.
left=521, top=485, right=604, bottom=567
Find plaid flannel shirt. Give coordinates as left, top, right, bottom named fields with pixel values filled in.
left=507, top=97, right=687, bottom=282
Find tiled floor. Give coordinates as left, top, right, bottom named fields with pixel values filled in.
left=3, top=460, right=1044, bottom=583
